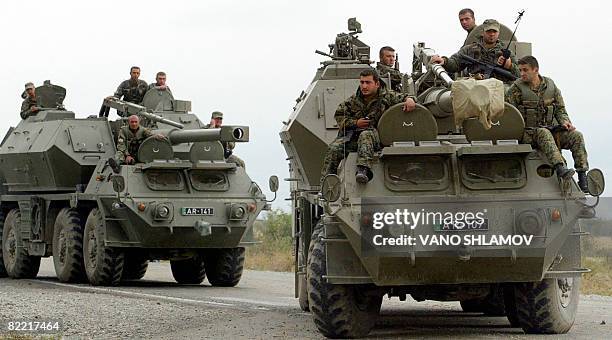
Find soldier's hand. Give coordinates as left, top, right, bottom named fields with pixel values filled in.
left=497, top=56, right=512, bottom=69
left=31, top=106, right=40, bottom=113
left=562, top=122, right=576, bottom=131
left=430, top=55, right=444, bottom=65
left=154, top=134, right=166, bottom=140
left=356, top=118, right=371, bottom=129
left=125, top=156, right=135, bottom=165
left=403, top=98, right=416, bottom=112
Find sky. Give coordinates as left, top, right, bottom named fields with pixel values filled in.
left=2, top=0, right=610, bottom=209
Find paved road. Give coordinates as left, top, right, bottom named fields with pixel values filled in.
left=0, top=258, right=610, bottom=339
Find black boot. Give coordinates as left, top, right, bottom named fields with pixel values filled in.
left=554, top=164, right=575, bottom=180
left=108, top=158, right=121, bottom=174
left=355, top=165, right=371, bottom=184
left=577, top=171, right=588, bottom=193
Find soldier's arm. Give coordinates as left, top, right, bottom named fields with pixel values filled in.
left=115, top=129, right=128, bottom=160
left=505, top=84, right=521, bottom=108
left=20, top=100, right=31, bottom=119
left=334, top=101, right=357, bottom=132
left=227, top=141, right=236, bottom=151
left=508, top=53, right=520, bottom=77
left=142, top=128, right=154, bottom=139
left=114, top=82, right=125, bottom=99
left=553, top=87, right=570, bottom=125
left=443, top=46, right=470, bottom=73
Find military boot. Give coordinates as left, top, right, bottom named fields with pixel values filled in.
left=355, top=165, right=370, bottom=184
left=554, top=164, right=575, bottom=180
left=108, top=158, right=121, bottom=174
left=577, top=171, right=588, bottom=193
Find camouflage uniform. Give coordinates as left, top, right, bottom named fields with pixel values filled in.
left=114, top=79, right=149, bottom=104
left=375, top=62, right=402, bottom=92
left=115, top=125, right=153, bottom=163
left=203, top=123, right=245, bottom=168
left=20, top=96, right=38, bottom=119
left=506, top=76, right=588, bottom=171
left=320, top=86, right=413, bottom=179
left=443, top=37, right=520, bottom=83
left=148, top=83, right=173, bottom=97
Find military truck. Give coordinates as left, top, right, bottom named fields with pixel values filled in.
left=0, top=82, right=277, bottom=286
left=281, top=19, right=605, bottom=338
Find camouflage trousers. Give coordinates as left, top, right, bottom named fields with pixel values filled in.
left=524, top=128, right=589, bottom=171
left=227, top=154, right=245, bottom=169
left=320, top=129, right=380, bottom=180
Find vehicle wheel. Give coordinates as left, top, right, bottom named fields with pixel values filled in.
left=1, top=209, right=41, bottom=279
left=503, top=284, right=520, bottom=327
left=0, top=211, right=7, bottom=278
left=204, top=247, right=245, bottom=287
left=460, top=285, right=506, bottom=316
left=52, top=208, right=87, bottom=283
left=83, top=208, right=124, bottom=286
left=513, top=277, right=580, bottom=334
left=298, top=274, right=310, bottom=312
left=307, top=224, right=382, bottom=338
left=122, top=253, right=149, bottom=281
left=170, top=254, right=206, bottom=284
left=459, top=299, right=482, bottom=312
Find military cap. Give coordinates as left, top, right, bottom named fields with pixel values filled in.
left=482, top=19, right=500, bottom=32
left=211, top=111, right=223, bottom=119
left=24, top=82, right=35, bottom=90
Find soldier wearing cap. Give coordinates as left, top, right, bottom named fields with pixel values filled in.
left=110, top=66, right=149, bottom=104
left=431, top=19, right=520, bottom=83
left=205, top=111, right=245, bottom=168
left=20, top=82, right=39, bottom=119
left=376, top=46, right=403, bottom=92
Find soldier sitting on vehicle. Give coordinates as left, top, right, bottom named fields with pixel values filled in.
left=205, top=111, right=245, bottom=168
left=431, top=19, right=520, bottom=83
left=506, top=56, right=589, bottom=192
left=148, top=71, right=173, bottom=97
left=108, top=66, right=149, bottom=104
left=20, top=82, right=39, bottom=119
left=320, top=69, right=416, bottom=184
left=109, top=115, right=165, bottom=171
left=376, top=46, right=403, bottom=92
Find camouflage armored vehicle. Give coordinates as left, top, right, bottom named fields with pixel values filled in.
left=281, top=19, right=605, bottom=338
left=0, top=82, right=276, bottom=286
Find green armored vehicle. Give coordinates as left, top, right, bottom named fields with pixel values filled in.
left=0, top=82, right=276, bottom=286
left=281, top=19, right=605, bottom=337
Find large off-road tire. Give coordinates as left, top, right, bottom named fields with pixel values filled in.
left=122, top=253, right=149, bottom=281
left=0, top=211, right=7, bottom=278
left=83, top=208, right=124, bottom=286
left=513, top=277, right=580, bottom=334
left=503, top=284, right=520, bottom=327
left=204, top=247, right=245, bottom=287
left=307, top=226, right=382, bottom=338
left=52, top=208, right=87, bottom=283
left=298, top=274, right=310, bottom=312
left=170, top=254, right=206, bottom=284
left=1, top=209, right=41, bottom=279
left=459, top=285, right=506, bottom=316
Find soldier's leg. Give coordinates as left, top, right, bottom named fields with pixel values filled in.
left=356, top=130, right=380, bottom=183
left=558, top=130, right=589, bottom=191
left=320, top=138, right=349, bottom=181
left=227, top=154, right=246, bottom=169
left=531, top=128, right=574, bottom=179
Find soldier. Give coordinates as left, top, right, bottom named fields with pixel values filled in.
left=112, top=115, right=162, bottom=168
left=431, top=19, right=520, bottom=83
left=321, top=69, right=416, bottom=184
left=506, top=56, right=589, bottom=191
left=111, top=66, right=149, bottom=104
left=148, top=71, right=173, bottom=96
left=459, top=8, right=477, bottom=44
left=20, top=82, right=39, bottom=119
left=376, top=46, right=402, bottom=92
left=205, top=111, right=245, bottom=168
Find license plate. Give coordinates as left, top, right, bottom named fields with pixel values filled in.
left=181, top=207, right=214, bottom=216
left=433, top=218, right=489, bottom=231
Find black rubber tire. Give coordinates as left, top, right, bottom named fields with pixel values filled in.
left=460, top=285, right=506, bottom=316
left=503, top=284, right=521, bottom=327
left=0, top=211, right=7, bottom=278
left=459, top=299, right=482, bottom=312
left=83, top=208, right=124, bottom=286
left=513, top=278, right=580, bottom=334
left=122, top=253, right=149, bottom=281
left=52, top=208, right=87, bottom=283
left=307, top=225, right=382, bottom=338
left=170, top=254, right=206, bottom=284
left=204, top=247, right=245, bottom=287
left=298, top=274, right=310, bottom=312
left=1, top=209, right=41, bottom=279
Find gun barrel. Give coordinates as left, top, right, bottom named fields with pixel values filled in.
left=430, top=64, right=454, bottom=87
left=164, top=126, right=249, bottom=145
left=140, top=111, right=184, bottom=129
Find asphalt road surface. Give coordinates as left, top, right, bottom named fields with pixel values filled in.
left=0, top=258, right=610, bottom=339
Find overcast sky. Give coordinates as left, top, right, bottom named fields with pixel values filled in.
left=2, top=0, right=610, bottom=208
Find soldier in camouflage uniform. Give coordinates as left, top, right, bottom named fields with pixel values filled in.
left=431, top=19, right=519, bottom=83
left=459, top=8, right=477, bottom=46
left=114, top=115, right=155, bottom=165
left=321, top=69, right=417, bottom=184
left=506, top=56, right=589, bottom=192
left=205, top=111, right=245, bottom=168
left=111, top=66, right=149, bottom=104
left=20, top=82, right=39, bottom=119
left=376, top=46, right=403, bottom=92
left=148, top=71, right=173, bottom=97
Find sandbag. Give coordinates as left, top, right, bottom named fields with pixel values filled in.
left=451, top=78, right=505, bottom=129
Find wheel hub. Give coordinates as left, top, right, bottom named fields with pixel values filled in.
left=557, top=277, right=573, bottom=308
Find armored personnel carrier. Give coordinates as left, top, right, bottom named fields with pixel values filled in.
left=281, top=19, right=605, bottom=337
left=0, top=82, right=277, bottom=286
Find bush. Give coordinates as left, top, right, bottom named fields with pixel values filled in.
left=245, top=209, right=293, bottom=272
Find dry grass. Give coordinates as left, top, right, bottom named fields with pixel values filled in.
left=244, top=211, right=294, bottom=272
left=582, top=257, right=612, bottom=296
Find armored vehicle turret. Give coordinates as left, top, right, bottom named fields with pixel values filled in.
left=0, top=82, right=276, bottom=286
left=281, top=19, right=605, bottom=338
